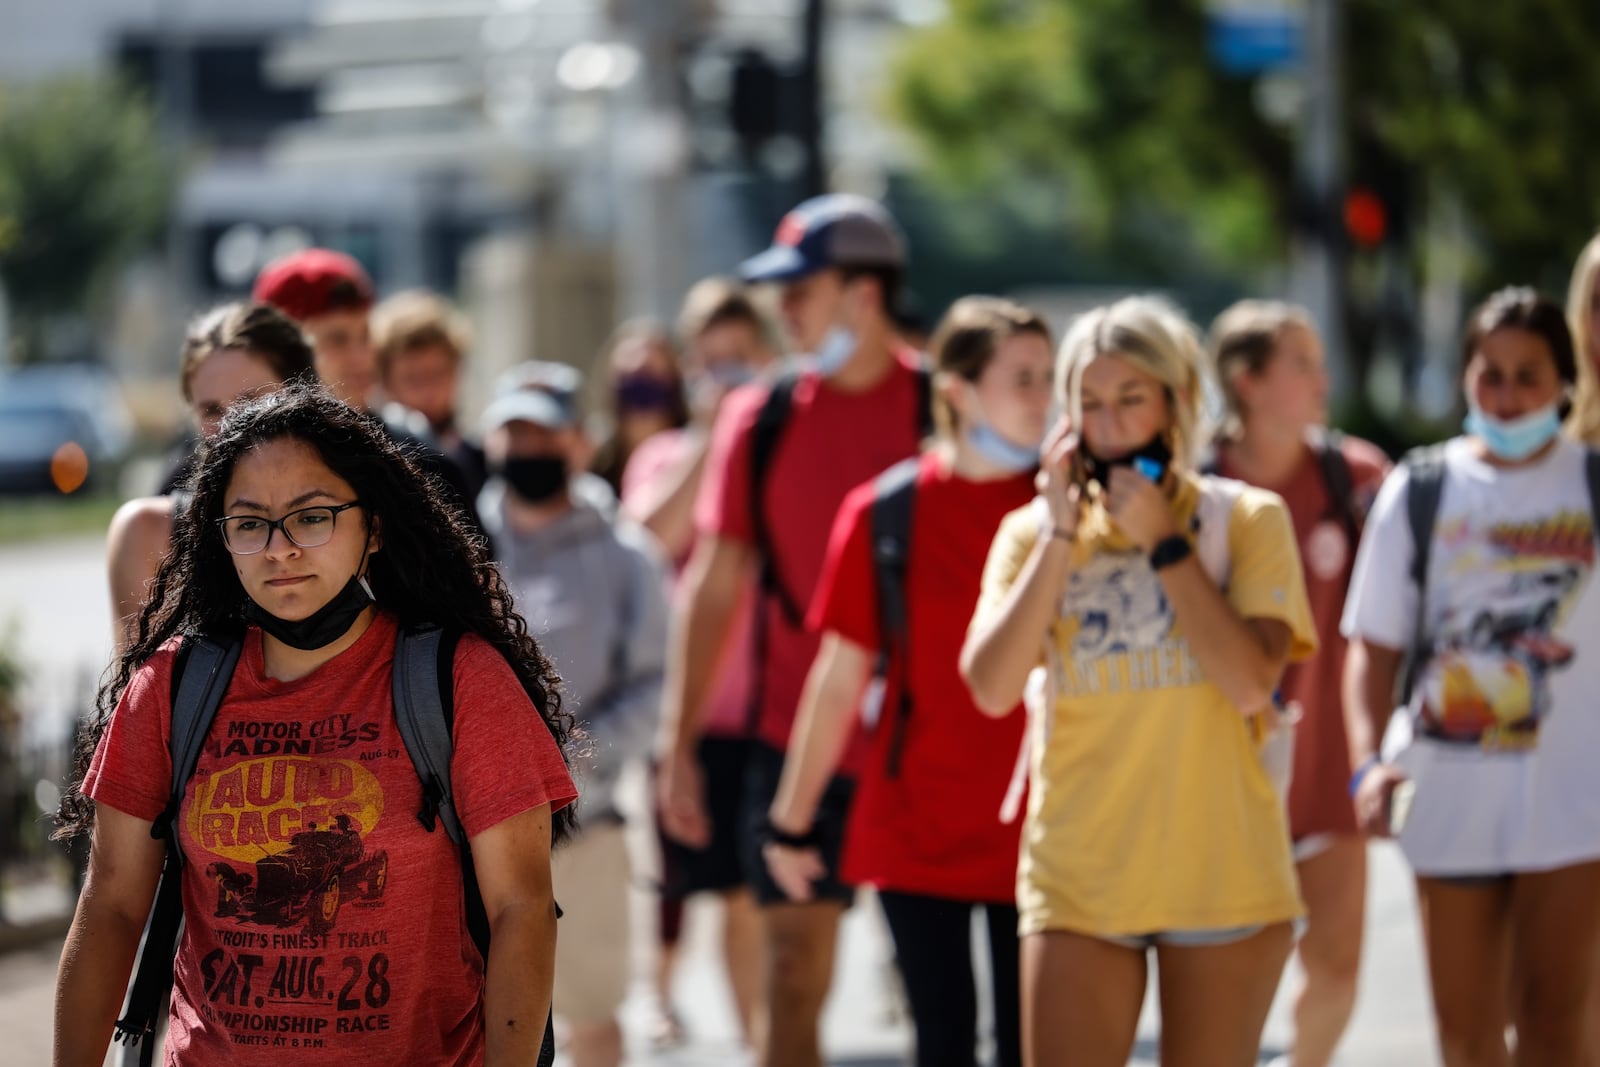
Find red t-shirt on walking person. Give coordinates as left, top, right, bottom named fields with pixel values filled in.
left=83, top=612, right=576, bottom=1066
left=809, top=450, right=1033, bottom=902
left=695, top=351, right=928, bottom=772
left=1216, top=435, right=1389, bottom=841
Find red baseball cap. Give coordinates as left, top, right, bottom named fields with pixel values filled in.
left=252, top=248, right=375, bottom=323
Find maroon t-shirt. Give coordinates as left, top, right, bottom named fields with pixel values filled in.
left=694, top=351, right=927, bottom=772
left=1217, top=435, right=1390, bottom=840
left=84, top=612, right=576, bottom=1066
left=810, top=451, right=1032, bottom=902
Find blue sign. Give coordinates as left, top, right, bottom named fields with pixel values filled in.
left=1208, top=7, right=1305, bottom=74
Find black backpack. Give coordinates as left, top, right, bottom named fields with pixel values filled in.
left=1393, top=444, right=1600, bottom=706
left=113, top=624, right=556, bottom=1067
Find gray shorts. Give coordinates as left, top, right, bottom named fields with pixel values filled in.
left=1100, top=925, right=1266, bottom=951
left=1099, top=918, right=1307, bottom=951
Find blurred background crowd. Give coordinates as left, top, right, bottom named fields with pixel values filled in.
left=3, top=2, right=1600, bottom=1064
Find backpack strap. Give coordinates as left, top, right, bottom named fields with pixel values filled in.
left=389, top=625, right=492, bottom=956
left=1194, top=475, right=1244, bottom=589
left=912, top=365, right=933, bottom=442
left=1397, top=444, right=1449, bottom=706
left=869, top=458, right=920, bottom=779
left=166, top=638, right=241, bottom=826
left=1313, top=429, right=1363, bottom=545
left=747, top=372, right=808, bottom=628
left=115, top=635, right=241, bottom=1066
left=391, top=625, right=556, bottom=1065
left=392, top=625, right=464, bottom=845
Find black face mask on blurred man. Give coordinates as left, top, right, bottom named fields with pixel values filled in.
left=498, top=455, right=569, bottom=504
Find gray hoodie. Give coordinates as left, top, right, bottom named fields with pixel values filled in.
left=482, top=482, right=669, bottom=824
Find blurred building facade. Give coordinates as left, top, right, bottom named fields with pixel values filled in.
left=0, top=0, right=927, bottom=422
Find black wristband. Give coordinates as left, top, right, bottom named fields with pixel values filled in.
left=1148, top=534, right=1193, bottom=572
left=760, top=817, right=820, bottom=850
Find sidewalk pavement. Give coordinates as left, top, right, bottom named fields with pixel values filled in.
left=0, top=822, right=1434, bottom=1066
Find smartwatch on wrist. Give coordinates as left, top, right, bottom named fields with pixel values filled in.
left=1148, top=534, right=1193, bottom=572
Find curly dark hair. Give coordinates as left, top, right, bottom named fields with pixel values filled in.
left=58, top=381, right=575, bottom=843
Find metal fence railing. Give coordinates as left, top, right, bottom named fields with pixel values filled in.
left=0, top=660, right=97, bottom=922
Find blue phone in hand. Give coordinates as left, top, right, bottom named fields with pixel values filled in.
left=1133, top=457, right=1163, bottom=481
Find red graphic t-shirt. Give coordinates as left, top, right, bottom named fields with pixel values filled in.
left=83, top=612, right=577, bottom=1066
left=1217, top=435, right=1390, bottom=839
left=810, top=451, right=1033, bottom=902
left=695, top=352, right=927, bottom=772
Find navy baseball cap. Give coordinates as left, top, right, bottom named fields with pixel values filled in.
left=739, top=194, right=907, bottom=283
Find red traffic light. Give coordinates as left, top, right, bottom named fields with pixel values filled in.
left=1344, top=188, right=1388, bottom=248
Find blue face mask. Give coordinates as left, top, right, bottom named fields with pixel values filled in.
left=1463, top=401, right=1562, bottom=462
left=969, top=421, right=1041, bottom=472
left=705, top=362, right=755, bottom=390
left=811, top=326, right=858, bottom=377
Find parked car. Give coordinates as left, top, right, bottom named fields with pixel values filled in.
left=0, top=364, right=133, bottom=494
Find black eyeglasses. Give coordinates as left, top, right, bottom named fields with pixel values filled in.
left=217, top=502, right=364, bottom=555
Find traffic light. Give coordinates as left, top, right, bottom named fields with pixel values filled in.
left=1346, top=128, right=1409, bottom=251
left=1343, top=187, right=1388, bottom=249
left=728, top=47, right=783, bottom=154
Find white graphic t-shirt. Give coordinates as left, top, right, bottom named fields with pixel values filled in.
left=1342, top=436, right=1600, bottom=875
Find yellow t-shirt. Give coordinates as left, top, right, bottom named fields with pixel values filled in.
left=974, top=474, right=1317, bottom=938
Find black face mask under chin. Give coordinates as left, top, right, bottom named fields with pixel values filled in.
left=498, top=455, right=569, bottom=504
left=1080, top=433, right=1173, bottom=489
left=245, top=574, right=375, bottom=651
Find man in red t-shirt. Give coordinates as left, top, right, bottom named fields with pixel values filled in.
left=656, top=195, right=927, bottom=1067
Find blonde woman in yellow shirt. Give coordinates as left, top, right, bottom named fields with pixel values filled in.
left=961, top=295, right=1316, bottom=1067
left=1563, top=234, right=1600, bottom=1065
left=1564, top=232, right=1600, bottom=444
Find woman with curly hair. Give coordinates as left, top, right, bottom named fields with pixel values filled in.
left=54, top=382, right=577, bottom=1066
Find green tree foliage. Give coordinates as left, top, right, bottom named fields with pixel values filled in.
left=0, top=74, right=170, bottom=360
left=887, top=0, right=1600, bottom=290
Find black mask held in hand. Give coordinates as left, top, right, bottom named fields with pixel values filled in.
left=246, top=574, right=375, bottom=651
left=1079, top=433, right=1173, bottom=489
left=499, top=454, right=569, bottom=504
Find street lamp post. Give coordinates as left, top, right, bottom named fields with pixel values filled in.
left=1290, top=0, right=1348, bottom=406
left=798, top=0, right=827, bottom=199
